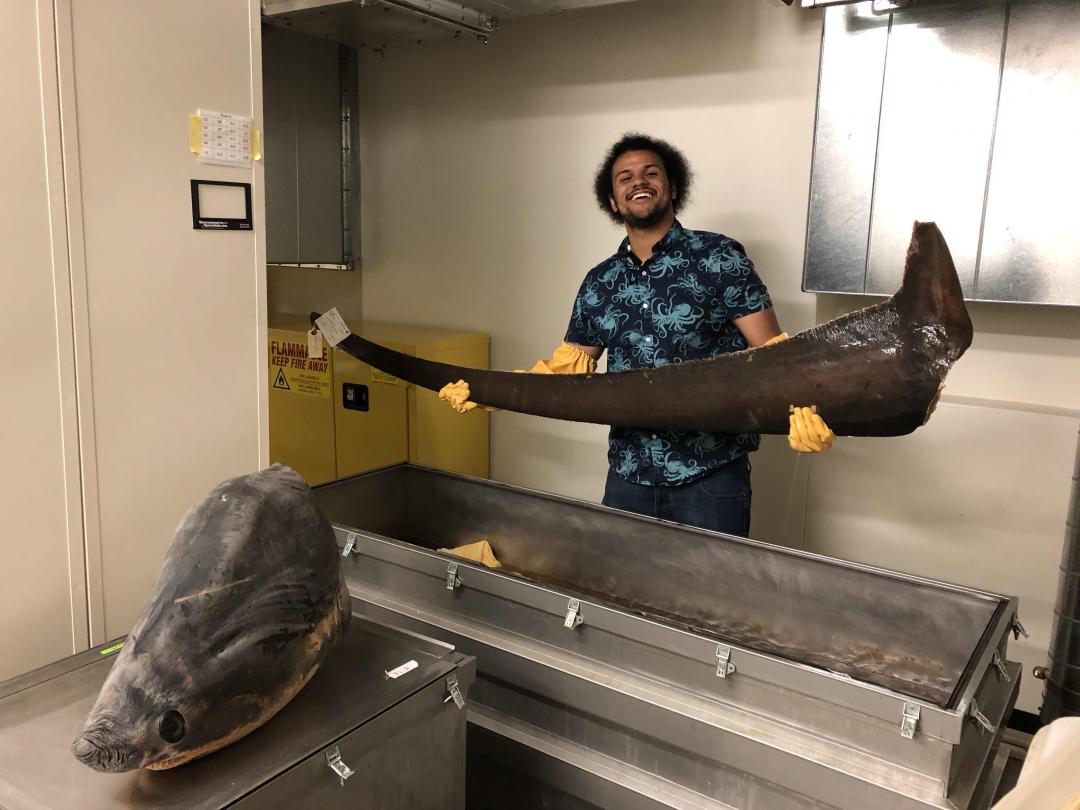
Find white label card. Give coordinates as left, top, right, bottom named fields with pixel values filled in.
left=307, top=328, right=323, bottom=359
left=314, top=308, right=351, bottom=346
left=196, top=109, right=253, bottom=168
left=386, top=660, right=419, bottom=679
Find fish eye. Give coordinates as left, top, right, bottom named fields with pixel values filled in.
left=159, top=709, right=186, bottom=744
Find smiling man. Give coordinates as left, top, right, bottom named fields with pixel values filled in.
left=442, top=133, right=833, bottom=536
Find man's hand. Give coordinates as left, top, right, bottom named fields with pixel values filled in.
left=525, top=343, right=598, bottom=375
left=760, top=332, right=836, bottom=453
left=762, top=331, right=789, bottom=347
left=439, top=380, right=481, bottom=414
left=789, top=405, right=835, bottom=453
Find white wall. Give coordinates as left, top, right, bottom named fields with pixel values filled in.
left=0, top=1, right=90, bottom=679
left=356, top=0, right=823, bottom=520
left=0, top=0, right=267, bottom=679
left=66, top=0, right=268, bottom=640
left=353, top=0, right=1079, bottom=712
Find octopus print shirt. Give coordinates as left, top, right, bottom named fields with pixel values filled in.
left=564, top=220, right=773, bottom=486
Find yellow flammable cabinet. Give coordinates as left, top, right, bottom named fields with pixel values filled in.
left=335, top=322, right=490, bottom=479
left=268, top=313, right=490, bottom=484
left=268, top=313, right=337, bottom=485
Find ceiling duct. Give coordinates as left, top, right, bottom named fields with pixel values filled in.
left=261, top=0, right=642, bottom=49
left=368, top=0, right=498, bottom=38
left=799, top=0, right=908, bottom=8
left=703, top=0, right=912, bottom=9
left=262, top=0, right=497, bottom=46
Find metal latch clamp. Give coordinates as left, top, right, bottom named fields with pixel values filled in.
left=340, top=531, right=358, bottom=557
left=992, top=651, right=1011, bottom=683
left=715, top=645, right=736, bottom=679
left=326, top=745, right=354, bottom=786
left=1012, top=616, right=1029, bottom=640
left=444, top=673, right=465, bottom=709
left=969, top=700, right=995, bottom=734
left=446, top=562, right=462, bottom=591
left=564, top=599, right=583, bottom=629
left=900, top=702, right=920, bottom=739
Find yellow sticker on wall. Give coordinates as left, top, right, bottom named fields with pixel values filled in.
left=270, top=339, right=331, bottom=398
left=371, top=368, right=406, bottom=387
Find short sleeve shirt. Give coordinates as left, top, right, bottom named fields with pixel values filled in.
left=564, top=220, right=773, bottom=486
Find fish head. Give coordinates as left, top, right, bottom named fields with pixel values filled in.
left=71, top=704, right=197, bottom=774
left=72, top=577, right=345, bottom=772
left=71, top=633, right=228, bottom=772
left=72, top=464, right=348, bottom=773
left=71, top=621, right=302, bottom=772
left=71, top=667, right=192, bottom=772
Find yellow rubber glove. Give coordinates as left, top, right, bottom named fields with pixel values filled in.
left=522, top=342, right=598, bottom=375
left=438, top=343, right=597, bottom=413
left=761, top=332, right=836, bottom=453
left=439, top=379, right=481, bottom=413
left=763, top=332, right=789, bottom=346
left=789, top=405, right=835, bottom=453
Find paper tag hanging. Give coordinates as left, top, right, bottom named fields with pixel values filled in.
left=307, top=328, right=323, bottom=359
left=315, top=308, right=351, bottom=346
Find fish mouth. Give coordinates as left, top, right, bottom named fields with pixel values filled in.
left=145, top=750, right=200, bottom=771
left=71, top=723, right=143, bottom=773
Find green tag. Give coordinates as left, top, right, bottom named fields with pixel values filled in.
left=99, top=642, right=125, bottom=656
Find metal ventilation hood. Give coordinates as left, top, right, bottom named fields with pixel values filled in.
left=802, top=0, right=1080, bottom=307
left=261, top=0, right=642, bottom=49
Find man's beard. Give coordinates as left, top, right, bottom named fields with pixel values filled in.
left=620, top=200, right=672, bottom=229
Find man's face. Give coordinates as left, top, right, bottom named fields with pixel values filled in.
left=608, top=150, right=675, bottom=229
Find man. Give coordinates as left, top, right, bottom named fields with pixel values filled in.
left=441, top=133, right=833, bottom=535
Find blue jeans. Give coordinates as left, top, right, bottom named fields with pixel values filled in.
left=602, top=456, right=751, bottom=536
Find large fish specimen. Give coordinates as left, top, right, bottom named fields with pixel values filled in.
left=71, top=464, right=350, bottom=773
left=316, top=221, right=972, bottom=437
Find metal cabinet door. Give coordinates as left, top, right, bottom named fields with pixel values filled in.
left=232, top=664, right=471, bottom=809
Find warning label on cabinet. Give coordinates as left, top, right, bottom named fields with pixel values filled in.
left=269, top=339, right=330, bottom=398
left=371, top=368, right=406, bottom=387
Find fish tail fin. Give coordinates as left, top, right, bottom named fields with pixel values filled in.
left=894, top=221, right=974, bottom=359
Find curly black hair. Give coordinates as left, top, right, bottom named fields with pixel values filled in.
left=593, top=133, right=692, bottom=224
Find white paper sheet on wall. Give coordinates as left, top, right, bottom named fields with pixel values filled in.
left=191, top=109, right=253, bottom=168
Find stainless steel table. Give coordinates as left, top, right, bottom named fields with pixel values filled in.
left=0, top=613, right=475, bottom=809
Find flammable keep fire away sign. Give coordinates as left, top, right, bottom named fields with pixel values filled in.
left=269, top=338, right=330, bottom=398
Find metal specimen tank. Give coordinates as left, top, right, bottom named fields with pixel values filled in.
left=317, top=463, right=1022, bottom=810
